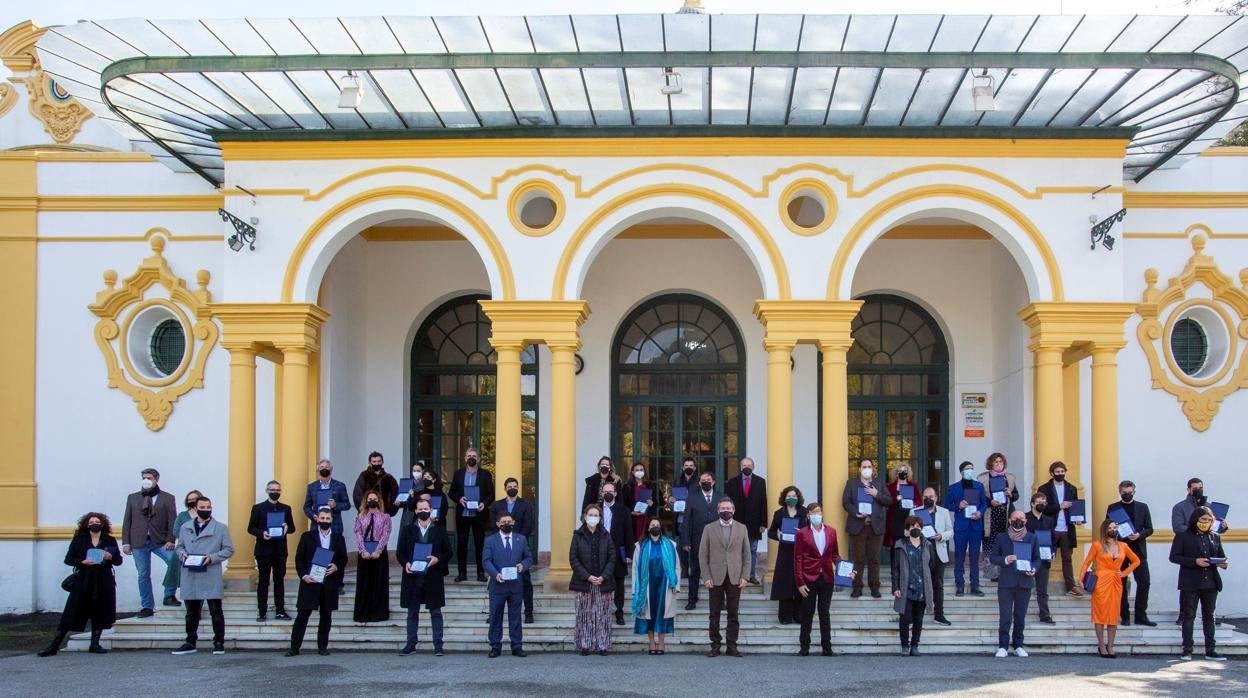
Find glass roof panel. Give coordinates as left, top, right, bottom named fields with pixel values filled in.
left=887, top=15, right=941, bottom=52
left=412, top=69, right=478, bottom=127
left=1047, top=68, right=1133, bottom=126
left=369, top=69, right=441, bottom=128
left=62, top=22, right=144, bottom=60
left=975, top=68, right=1046, bottom=127
left=1128, top=83, right=1233, bottom=131
left=798, top=15, right=848, bottom=51
left=1104, top=69, right=1210, bottom=126
left=1014, top=68, right=1094, bottom=126
left=539, top=68, right=594, bottom=126
left=287, top=70, right=368, bottom=128
left=929, top=15, right=989, bottom=52
left=527, top=15, right=579, bottom=53
left=788, top=67, right=838, bottom=125
left=32, top=50, right=103, bottom=91
left=385, top=17, right=449, bottom=53
left=618, top=14, right=665, bottom=51
left=581, top=68, right=628, bottom=126
left=244, top=19, right=316, bottom=55
left=1061, top=15, right=1131, bottom=53
left=1085, top=70, right=1170, bottom=126
left=340, top=17, right=405, bottom=54
left=37, top=32, right=113, bottom=74
left=246, top=71, right=328, bottom=129
left=940, top=68, right=994, bottom=126
left=825, top=67, right=877, bottom=125
left=571, top=15, right=622, bottom=52
left=665, top=12, right=711, bottom=51
left=454, top=68, right=516, bottom=127
left=193, top=19, right=270, bottom=55
left=1153, top=15, right=1238, bottom=52
left=624, top=67, right=670, bottom=126
left=755, top=15, right=804, bottom=52
left=973, top=15, right=1035, bottom=52
left=203, top=71, right=295, bottom=129
left=120, top=74, right=246, bottom=129
left=710, top=66, right=751, bottom=125
left=711, top=14, right=757, bottom=51
left=843, top=15, right=895, bottom=52
left=1107, top=15, right=1183, bottom=52
left=431, top=16, right=490, bottom=53
left=1018, top=15, right=1082, bottom=51
left=102, top=19, right=186, bottom=56
left=496, top=69, right=554, bottom=126
left=478, top=16, right=535, bottom=52
left=343, top=70, right=406, bottom=129
left=669, top=67, right=709, bottom=125
left=867, top=69, right=921, bottom=126
left=749, top=67, right=795, bottom=124
left=902, top=68, right=963, bottom=126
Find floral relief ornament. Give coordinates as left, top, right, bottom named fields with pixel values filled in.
left=20, top=69, right=91, bottom=143
left=88, top=235, right=219, bottom=431
left=1136, top=232, right=1248, bottom=431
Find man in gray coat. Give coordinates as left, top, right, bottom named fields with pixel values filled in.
left=172, top=496, right=234, bottom=655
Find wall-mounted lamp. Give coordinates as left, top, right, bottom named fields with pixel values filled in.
left=972, top=70, right=995, bottom=112
left=661, top=67, right=683, bottom=96
left=220, top=208, right=258, bottom=252
left=338, top=70, right=364, bottom=109
left=1089, top=209, right=1126, bottom=251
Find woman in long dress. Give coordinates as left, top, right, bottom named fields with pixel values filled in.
left=569, top=504, right=616, bottom=655
left=37, top=512, right=123, bottom=656
left=352, top=489, right=391, bottom=623
left=767, top=486, right=808, bottom=624
left=633, top=517, right=680, bottom=654
left=978, top=452, right=1018, bottom=582
left=1080, top=517, right=1140, bottom=658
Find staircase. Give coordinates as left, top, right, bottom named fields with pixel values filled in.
left=71, top=567, right=1248, bottom=655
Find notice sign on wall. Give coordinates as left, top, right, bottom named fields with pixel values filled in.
left=961, top=392, right=987, bottom=438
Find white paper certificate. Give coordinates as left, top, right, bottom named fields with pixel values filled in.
left=310, top=565, right=328, bottom=583
left=1117, top=521, right=1136, bottom=538
left=922, top=525, right=937, bottom=539
left=673, top=500, right=686, bottom=513
left=780, top=532, right=795, bottom=543
left=182, top=555, right=206, bottom=568
left=965, top=508, right=977, bottom=519
left=410, top=560, right=428, bottom=573
left=1039, top=547, right=1053, bottom=561
left=836, top=561, right=854, bottom=577
left=993, top=491, right=1007, bottom=505
left=901, top=499, right=914, bottom=510
left=501, top=566, right=518, bottom=581
left=466, top=499, right=479, bottom=511
left=1015, top=559, right=1032, bottom=572
left=858, top=502, right=872, bottom=515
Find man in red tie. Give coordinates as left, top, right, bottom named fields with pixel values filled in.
left=792, top=502, right=850, bottom=656
left=725, top=457, right=768, bottom=583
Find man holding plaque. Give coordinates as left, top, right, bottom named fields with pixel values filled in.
left=482, top=511, right=533, bottom=657
left=1037, top=461, right=1081, bottom=597
left=303, top=459, right=351, bottom=535
left=172, top=497, right=234, bottom=656
left=450, top=448, right=495, bottom=582
left=946, top=461, right=987, bottom=597
left=1109, top=480, right=1156, bottom=626
left=792, top=502, right=842, bottom=656
left=490, top=477, right=535, bottom=623
left=287, top=508, right=347, bottom=656
left=398, top=499, right=452, bottom=656
left=247, top=480, right=295, bottom=622
left=841, top=458, right=893, bottom=598
left=670, top=456, right=699, bottom=579
left=1024, top=492, right=1057, bottom=625
left=920, top=486, right=953, bottom=625
left=988, top=510, right=1040, bottom=658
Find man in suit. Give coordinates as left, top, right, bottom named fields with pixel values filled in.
left=352, top=450, right=400, bottom=515
left=1037, top=461, right=1081, bottom=596
left=724, top=457, right=768, bottom=583
left=792, top=502, right=844, bottom=656
left=397, top=498, right=453, bottom=656
left=482, top=511, right=533, bottom=658
left=303, top=459, right=351, bottom=535
left=1111, top=480, right=1156, bottom=626
left=698, top=497, right=751, bottom=657
left=449, top=448, right=496, bottom=582
left=840, top=458, right=893, bottom=598
left=489, top=476, right=535, bottom=623
left=668, top=457, right=699, bottom=579
left=600, top=480, right=634, bottom=624
left=681, top=470, right=719, bottom=610
left=247, top=480, right=295, bottom=622
left=172, top=496, right=235, bottom=655
left=1024, top=491, right=1057, bottom=625
left=286, top=507, right=348, bottom=657
left=947, top=461, right=988, bottom=596
left=988, top=510, right=1041, bottom=658
left=121, top=467, right=179, bottom=616
left=921, top=486, right=954, bottom=625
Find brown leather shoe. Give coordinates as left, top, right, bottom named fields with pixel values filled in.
left=727, top=648, right=744, bottom=657
left=707, top=648, right=721, bottom=657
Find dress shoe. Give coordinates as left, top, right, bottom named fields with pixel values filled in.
left=707, top=648, right=721, bottom=657
left=797, top=648, right=809, bottom=656
left=970, top=588, right=985, bottom=597
left=213, top=643, right=226, bottom=655
left=748, top=577, right=759, bottom=585
left=454, top=575, right=467, bottom=582
left=871, top=590, right=882, bottom=599
left=1205, top=651, right=1227, bottom=661
left=512, top=649, right=528, bottom=657
left=900, top=646, right=910, bottom=656
left=256, top=614, right=267, bottom=623
left=850, top=590, right=862, bottom=599
left=599, top=650, right=609, bottom=656
left=137, top=608, right=155, bottom=618
left=1040, top=616, right=1056, bottom=625
left=615, top=611, right=625, bottom=625
left=163, top=596, right=181, bottom=607
left=400, top=644, right=417, bottom=656
left=1136, top=616, right=1157, bottom=627
left=684, top=601, right=697, bottom=611
left=581, top=649, right=590, bottom=656
left=317, top=649, right=330, bottom=656
left=1120, top=617, right=1132, bottom=626
left=275, top=611, right=292, bottom=621
left=284, top=648, right=300, bottom=657
left=434, top=647, right=445, bottom=656
left=821, top=649, right=835, bottom=657
left=955, top=588, right=965, bottom=597
left=488, top=648, right=502, bottom=658
left=477, top=575, right=488, bottom=583
left=934, top=616, right=952, bottom=626
left=726, top=649, right=743, bottom=657
left=909, top=645, right=920, bottom=656
left=524, top=613, right=535, bottom=624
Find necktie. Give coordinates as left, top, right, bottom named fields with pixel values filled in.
left=743, top=477, right=751, bottom=497
left=504, top=536, right=512, bottom=556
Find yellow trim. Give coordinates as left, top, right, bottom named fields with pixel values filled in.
left=0, top=149, right=155, bottom=162
left=828, top=184, right=1065, bottom=301
left=879, top=224, right=991, bottom=240
left=551, top=184, right=791, bottom=300
left=219, top=137, right=1129, bottom=162
left=1161, top=298, right=1238, bottom=388
left=777, top=178, right=836, bottom=236
left=0, top=526, right=76, bottom=541
left=117, top=298, right=194, bottom=388
left=359, top=225, right=462, bottom=242
left=1124, top=192, right=1248, bottom=209
left=0, top=152, right=37, bottom=538
left=282, top=185, right=516, bottom=302
left=37, top=234, right=223, bottom=243
left=35, top=194, right=223, bottom=212
left=1199, top=146, right=1248, bottom=157
left=0, top=83, right=16, bottom=120
left=1123, top=224, right=1248, bottom=240
left=506, top=179, right=566, bottom=237
left=356, top=221, right=989, bottom=242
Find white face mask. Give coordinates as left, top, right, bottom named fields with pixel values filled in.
left=809, top=514, right=823, bottom=526
left=585, top=515, right=601, bottom=527
left=141, top=478, right=154, bottom=490
left=860, top=468, right=872, bottom=479
left=963, top=470, right=975, bottom=481
left=634, top=471, right=644, bottom=479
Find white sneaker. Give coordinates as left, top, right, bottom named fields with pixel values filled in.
left=1015, top=647, right=1029, bottom=658
left=995, top=648, right=1008, bottom=658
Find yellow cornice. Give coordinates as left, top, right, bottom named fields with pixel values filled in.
left=479, top=300, right=590, bottom=348
left=1124, top=192, right=1248, bottom=209
left=0, top=149, right=156, bottom=162
left=37, top=194, right=224, bottom=212
left=219, top=137, right=1129, bottom=162
left=753, top=300, right=865, bottom=348
left=0, top=21, right=45, bottom=73
left=212, top=303, right=330, bottom=353
left=1018, top=302, right=1136, bottom=352
left=358, top=222, right=992, bottom=243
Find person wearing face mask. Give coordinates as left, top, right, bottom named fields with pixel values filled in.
left=921, top=486, right=954, bottom=625
left=988, top=511, right=1040, bottom=658
left=669, top=457, right=700, bottom=580
left=633, top=517, right=680, bottom=655
left=570, top=504, right=616, bottom=656
left=1171, top=478, right=1229, bottom=534
left=247, top=481, right=294, bottom=622
left=841, top=458, right=893, bottom=598
left=891, top=515, right=937, bottom=656
left=303, top=459, right=351, bottom=535
left=490, top=477, right=535, bottom=623
left=1037, top=461, right=1082, bottom=597
left=946, top=461, right=988, bottom=597
left=792, top=502, right=845, bottom=656
left=767, top=486, right=809, bottom=624
left=1109, top=480, right=1155, bottom=626
left=172, top=496, right=234, bottom=656
left=353, top=489, right=392, bottom=623
left=582, top=455, right=622, bottom=513
left=286, top=508, right=347, bottom=657
left=121, top=467, right=178, bottom=617
left=352, top=451, right=399, bottom=516
left=978, top=452, right=1019, bottom=584
left=162, top=489, right=203, bottom=614
left=1079, top=518, right=1141, bottom=658
left=599, top=481, right=634, bottom=624
left=680, top=471, right=719, bottom=611
left=725, top=457, right=769, bottom=584
left=1170, top=506, right=1230, bottom=661
left=400, top=463, right=442, bottom=530
left=397, top=499, right=452, bottom=656
left=482, top=511, right=533, bottom=658
left=450, top=448, right=496, bottom=582
left=699, top=497, right=751, bottom=657
left=623, top=462, right=657, bottom=545
left=885, top=465, right=921, bottom=550
left=1024, top=492, right=1056, bottom=625
left=37, top=512, right=123, bottom=657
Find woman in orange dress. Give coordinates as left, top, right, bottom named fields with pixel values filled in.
left=1079, top=518, right=1141, bottom=658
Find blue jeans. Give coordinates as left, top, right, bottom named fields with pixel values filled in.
left=953, top=530, right=981, bottom=590
left=133, top=539, right=177, bottom=610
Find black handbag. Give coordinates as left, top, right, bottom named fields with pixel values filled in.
left=60, top=571, right=78, bottom=592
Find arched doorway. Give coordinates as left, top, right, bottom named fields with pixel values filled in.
left=612, top=294, right=746, bottom=508
left=410, top=294, right=539, bottom=551
left=844, top=294, right=950, bottom=491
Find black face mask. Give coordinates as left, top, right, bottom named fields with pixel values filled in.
left=1053, top=474, right=1066, bottom=482
left=317, top=521, right=332, bottom=531
left=466, top=457, right=478, bottom=468
left=416, top=511, right=431, bottom=521
left=603, top=494, right=616, bottom=503
left=908, top=528, right=921, bottom=539
left=499, top=523, right=514, bottom=534
left=1107, top=530, right=1119, bottom=539
left=1010, top=521, right=1025, bottom=530
left=741, top=468, right=753, bottom=477
left=268, top=492, right=280, bottom=502
left=371, top=463, right=383, bottom=471
left=185, top=500, right=197, bottom=509
left=367, top=501, right=379, bottom=509
left=87, top=523, right=103, bottom=533
left=649, top=527, right=661, bottom=537
left=1192, top=488, right=1204, bottom=501
left=701, top=482, right=714, bottom=492
left=506, top=488, right=519, bottom=498
left=1121, top=493, right=1134, bottom=503
left=683, top=467, right=695, bottom=476
left=718, top=511, right=733, bottom=521
left=1034, top=504, right=1045, bottom=512
left=599, top=465, right=611, bottom=474
left=898, top=472, right=909, bottom=481
left=319, top=468, right=331, bottom=478
left=923, top=497, right=935, bottom=508
left=197, top=510, right=212, bottom=520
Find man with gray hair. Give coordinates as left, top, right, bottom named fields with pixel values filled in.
left=699, top=496, right=751, bottom=657
left=303, top=459, right=351, bottom=535
left=121, top=467, right=178, bottom=616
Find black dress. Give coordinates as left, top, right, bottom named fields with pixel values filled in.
left=58, top=532, right=123, bottom=632
left=353, top=514, right=391, bottom=622
left=768, top=507, right=808, bottom=622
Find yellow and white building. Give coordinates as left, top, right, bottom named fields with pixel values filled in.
left=2, top=10, right=1248, bottom=617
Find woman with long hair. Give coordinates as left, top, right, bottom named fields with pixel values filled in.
left=581, top=455, right=621, bottom=512
left=978, top=452, right=1018, bottom=582
left=633, top=517, right=680, bottom=655
left=623, top=462, right=656, bottom=544
left=767, top=485, right=808, bottom=624
left=569, top=503, right=616, bottom=656
left=1079, top=517, right=1140, bottom=657
left=37, top=512, right=123, bottom=656
left=352, top=489, right=391, bottom=623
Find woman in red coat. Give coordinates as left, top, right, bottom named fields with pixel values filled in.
left=622, top=462, right=656, bottom=543
left=885, top=464, right=922, bottom=547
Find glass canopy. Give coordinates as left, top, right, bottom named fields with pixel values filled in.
left=35, top=13, right=1248, bottom=185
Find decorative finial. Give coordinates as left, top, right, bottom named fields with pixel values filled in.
left=1191, top=233, right=1206, bottom=255
left=677, top=0, right=706, bottom=14
left=103, top=269, right=117, bottom=290
left=196, top=269, right=210, bottom=291
left=1144, top=268, right=1158, bottom=287
left=150, top=235, right=166, bottom=255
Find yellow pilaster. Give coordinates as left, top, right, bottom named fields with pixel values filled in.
left=490, top=341, right=525, bottom=491
left=1032, top=345, right=1065, bottom=487
left=763, top=341, right=794, bottom=574
left=0, top=154, right=37, bottom=538
left=1090, top=346, right=1125, bottom=533
left=278, top=346, right=311, bottom=562
left=820, top=339, right=854, bottom=538
left=1061, top=355, right=1083, bottom=485
left=223, top=345, right=257, bottom=582
left=549, top=341, right=579, bottom=583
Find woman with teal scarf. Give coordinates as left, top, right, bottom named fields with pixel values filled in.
left=632, top=517, right=680, bottom=654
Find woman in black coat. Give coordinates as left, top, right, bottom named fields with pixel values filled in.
left=569, top=504, right=617, bottom=656
left=1170, top=506, right=1230, bottom=660
left=38, top=512, right=123, bottom=656
left=767, top=486, right=808, bottom=624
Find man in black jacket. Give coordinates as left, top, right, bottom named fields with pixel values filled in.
left=841, top=458, right=893, bottom=598
left=1036, top=461, right=1081, bottom=596
left=1169, top=506, right=1229, bottom=661
left=670, top=457, right=699, bottom=580
left=724, top=457, right=768, bottom=583
left=681, top=470, right=719, bottom=610
left=1109, top=480, right=1156, bottom=626
left=287, top=508, right=348, bottom=657
left=490, top=477, right=535, bottom=623
left=600, top=481, right=634, bottom=624
left=1024, top=491, right=1056, bottom=625
left=397, top=498, right=453, bottom=656
left=449, top=448, right=495, bottom=582
left=247, top=480, right=295, bottom=622
left=352, top=451, right=399, bottom=515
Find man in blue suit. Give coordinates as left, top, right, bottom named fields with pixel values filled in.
left=945, top=461, right=988, bottom=597
left=482, top=511, right=533, bottom=658
left=303, top=459, right=352, bottom=534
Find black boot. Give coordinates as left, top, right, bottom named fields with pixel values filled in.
left=36, top=632, right=67, bottom=657
left=88, top=629, right=107, bottom=654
